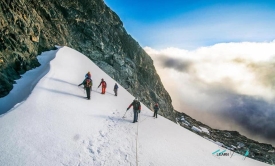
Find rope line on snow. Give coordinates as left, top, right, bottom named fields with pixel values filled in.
left=136, top=113, right=140, bottom=166
left=135, top=111, right=157, bottom=165
left=120, top=110, right=151, bottom=166
left=139, top=114, right=150, bottom=123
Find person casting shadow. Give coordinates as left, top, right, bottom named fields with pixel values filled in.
left=153, top=102, right=159, bottom=118
left=127, top=98, right=141, bottom=123
left=98, top=78, right=107, bottom=94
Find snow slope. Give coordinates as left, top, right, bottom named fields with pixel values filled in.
left=0, top=49, right=57, bottom=114
left=0, top=47, right=269, bottom=166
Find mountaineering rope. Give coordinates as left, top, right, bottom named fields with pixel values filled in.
left=139, top=114, right=149, bottom=123
left=136, top=113, right=139, bottom=166
left=135, top=110, right=154, bottom=165
left=121, top=109, right=150, bottom=165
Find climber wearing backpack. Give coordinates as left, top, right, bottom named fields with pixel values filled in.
left=98, top=78, right=107, bottom=94
left=83, top=77, right=93, bottom=100
left=127, top=98, right=141, bottom=123
left=78, top=71, right=91, bottom=86
left=153, top=103, right=159, bottom=118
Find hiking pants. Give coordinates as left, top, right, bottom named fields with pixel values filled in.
left=133, top=109, right=139, bottom=122
left=102, top=86, right=106, bottom=94
left=86, top=87, right=91, bottom=99
left=154, top=110, right=158, bottom=118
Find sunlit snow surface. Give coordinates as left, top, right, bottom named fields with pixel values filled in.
left=0, top=47, right=268, bottom=166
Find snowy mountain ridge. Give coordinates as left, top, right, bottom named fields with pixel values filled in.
left=0, top=0, right=175, bottom=123
left=0, top=47, right=269, bottom=166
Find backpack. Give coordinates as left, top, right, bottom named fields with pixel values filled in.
left=154, top=104, right=159, bottom=111
left=85, top=73, right=91, bottom=79
left=85, top=78, right=92, bottom=88
left=133, top=100, right=140, bottom=110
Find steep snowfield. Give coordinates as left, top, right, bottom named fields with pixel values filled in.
left=0, top=47, right=268, bottom=166
left=0, top=50, right=56, bottom=114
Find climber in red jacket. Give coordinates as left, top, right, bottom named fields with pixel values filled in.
left=98, top=78, right=107, bottom=94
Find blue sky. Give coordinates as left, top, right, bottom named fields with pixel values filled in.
left=104, top=0, right=275, bottom=49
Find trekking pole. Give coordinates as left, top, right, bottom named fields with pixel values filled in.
left=122, top=109, right=128, bottom=118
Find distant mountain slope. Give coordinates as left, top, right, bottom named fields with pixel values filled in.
left=0, top=47, right=268, bottom=166
left=0, top=0, right=175, bottom=120
left=175, top=111, right=275, bottom=164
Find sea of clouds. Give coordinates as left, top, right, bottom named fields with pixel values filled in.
left=145, top=41, right=275, bottom=145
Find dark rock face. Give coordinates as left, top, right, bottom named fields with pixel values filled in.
left=0, top=0, right=175, bottom=120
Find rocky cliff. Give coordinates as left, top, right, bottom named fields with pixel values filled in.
left=0, top=0, right=176, bottom=120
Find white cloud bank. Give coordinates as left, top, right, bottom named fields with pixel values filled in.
left=145, top=41, right=275, bottom=103
left=144, top=41, right=275, bottom=145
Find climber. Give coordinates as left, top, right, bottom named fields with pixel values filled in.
left=98, top=78, right=107, bottom=94
left=78, top=71, right=91, bottom=86
left=153, top=103, right=159, bottom=118
left=114, top=83, right=118, bottom=96
left=127, top=98, right=141, bottom=123
left=79, top=77, right=92, bottom=100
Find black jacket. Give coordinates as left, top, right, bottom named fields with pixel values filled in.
left=153, top=104, right=159, bottom=111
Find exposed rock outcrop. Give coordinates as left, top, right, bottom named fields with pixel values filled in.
left=0, top=0, right=175, bottom=120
